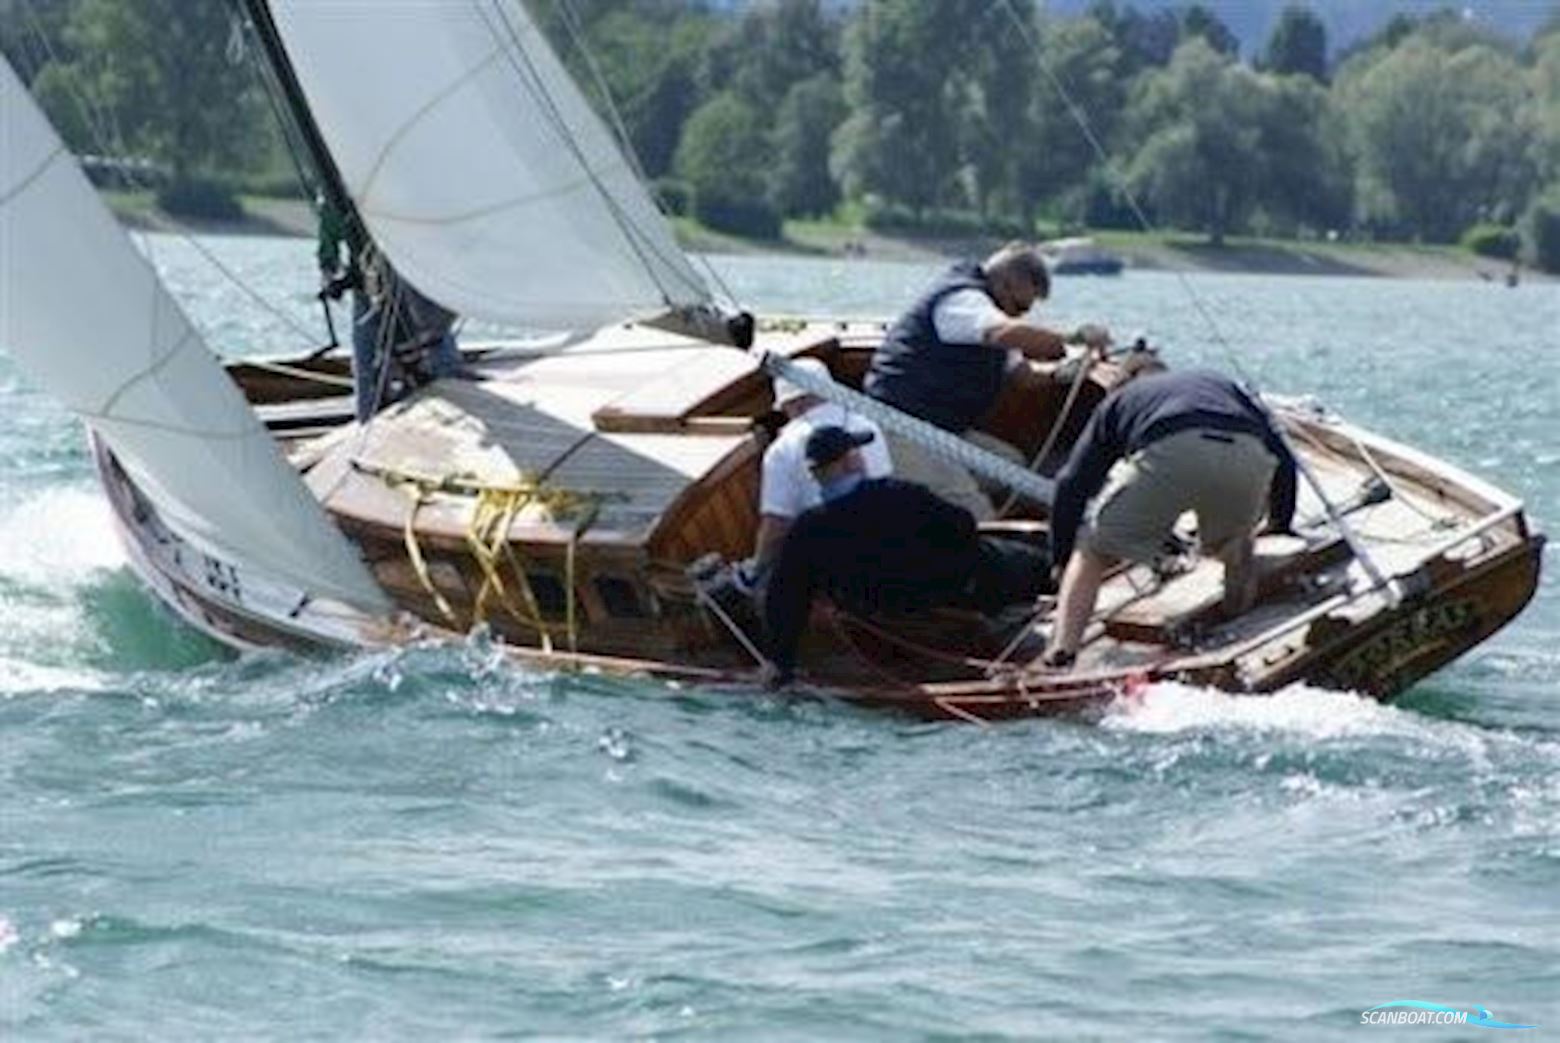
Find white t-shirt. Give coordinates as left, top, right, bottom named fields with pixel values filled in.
left=932, top=289, right=1023, bottom=375
left=760, top=402, right=893, bottom=518
left=933, top=288, right=1008, bottom=344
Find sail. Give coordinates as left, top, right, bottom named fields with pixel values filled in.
left=0, top=60, right=389, bottom=612
left=268, top=0, right=710, bottom=331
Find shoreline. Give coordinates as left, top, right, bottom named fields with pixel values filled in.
left=111, top=194, right=1547, bottom=284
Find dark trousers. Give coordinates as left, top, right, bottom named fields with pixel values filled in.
left=966, top=536, right=1054, bottom=613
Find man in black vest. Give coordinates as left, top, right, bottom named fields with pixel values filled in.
left=865, top=242, right=1109, bottom=520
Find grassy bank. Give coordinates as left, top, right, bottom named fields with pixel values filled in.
left=104, top=190, right=1539, bottom=283
left=714, top=215, right=1532, bottom=281
left=106, top=189, right=316, bottom=238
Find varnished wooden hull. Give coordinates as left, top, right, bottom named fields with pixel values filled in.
left=91, top=324, right=1545, bottom=722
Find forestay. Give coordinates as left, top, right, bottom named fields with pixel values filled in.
left=0, top=59, right=389, bottom=612
left=268, top=0, right=710, bottom=331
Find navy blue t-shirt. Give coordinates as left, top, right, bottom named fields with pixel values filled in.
left=1049, top=369, right=1298, bottom=568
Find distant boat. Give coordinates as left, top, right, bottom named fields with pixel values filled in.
left=1040, top=236, right=1125, bottom=275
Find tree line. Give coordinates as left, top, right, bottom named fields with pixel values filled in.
left=5, top=0, right=1560, bottom=268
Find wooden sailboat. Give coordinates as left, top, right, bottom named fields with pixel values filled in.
left=176, top=323, right=1536, bottom=720
left=3, top=4, right=1544, bottom=721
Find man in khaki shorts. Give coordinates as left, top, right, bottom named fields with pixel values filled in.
left=1041, top=354, right=1297, bottom=668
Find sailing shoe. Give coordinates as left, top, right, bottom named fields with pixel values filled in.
left=1040, top=647, right=1077, bottom=670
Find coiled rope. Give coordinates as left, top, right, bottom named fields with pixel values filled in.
left=354, top=460, right=617, bottom=652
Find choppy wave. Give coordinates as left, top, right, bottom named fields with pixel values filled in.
left=0, top=487, right=123, bottom=588
left=1104, top=681, right=1460, bottom=740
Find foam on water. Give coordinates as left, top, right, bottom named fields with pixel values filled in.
left=1103, top=681, right=1447, bottom=741
left=0, top=658, right=109, bottom=698
left=0, top=487, right=123, bottom=588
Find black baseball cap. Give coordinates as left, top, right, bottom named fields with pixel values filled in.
left=806, top=425, right=875, bottom=468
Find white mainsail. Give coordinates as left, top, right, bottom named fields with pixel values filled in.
left=269, top=0, right=711, bottom=331
left=0, top=59, right=389, bottom=612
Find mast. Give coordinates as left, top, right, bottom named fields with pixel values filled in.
left=235, top=0, right=365, bottom=247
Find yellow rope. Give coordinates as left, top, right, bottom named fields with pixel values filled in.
left=359, top=458, right=621, bottom=650
left=564, top=499, right=602, bottom=653
left=467, top=487, right=555, bottom=653
left=389, top=478, right=460, bottom=627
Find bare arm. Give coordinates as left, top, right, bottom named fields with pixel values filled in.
left=752, top=513, right=794, bottom=573
left=986, top=321, right=1067, bottom=361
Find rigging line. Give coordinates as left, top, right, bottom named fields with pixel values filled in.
left=693, top=252, right=744, bottom=315
left=480, top=0, right=716, bottom=308
left=477, top=1, right=668, bottom=292
left=551, top=0, right=652, bottom=189
left=0, top=144, right=64, bottom=208
left=18, top=0, right=322, bottom=351
left=994, top=0, right=1237, bottom=367
left=998, top=0, right=1397, bottom=599
left=482, top=0, right=697, bottom=303
left=20, top=1, right=118, bottom=162
left=229, top=0, right=320, bottom=210
left=1285, top=412, right=1445, bottom=527
left=544, top=0, right=749, bottom=311
left=135, top=213, right=325, bottom=347
left=308, top=276, right=408, bottom=517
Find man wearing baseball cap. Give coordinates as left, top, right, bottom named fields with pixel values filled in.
left=759, top=425, right=1053, bottom=688
left=748, top=358, right=891, bottom=584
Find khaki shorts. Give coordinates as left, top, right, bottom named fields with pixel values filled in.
left=881, top=428, right=1024, bottom=522
left=1084, top=429, right=1277, bottom=564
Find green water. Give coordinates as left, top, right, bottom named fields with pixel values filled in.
left=0, top=237, right=1555, bottom=1039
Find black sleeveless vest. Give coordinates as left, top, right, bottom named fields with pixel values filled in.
left=864, top=261, right=1006, bottom=432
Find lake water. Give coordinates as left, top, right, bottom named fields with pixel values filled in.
left=1, top=235, right=1557, bottom=1040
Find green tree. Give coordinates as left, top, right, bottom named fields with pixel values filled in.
left=1124, top=39, right=1266, bottom=244
left=770, top=73, right=846, bottom=217
left=833, top=0, right=981, bottom=217
left=1, top=0, right=77, bottom=84
left=1340, top=10, right=1512, bottom=66
left=706, top=0, right=839, bottom=113
left=1338, top=37, right=1537, bottom=240
left=1255, top=72, right=1352, bottom=232
left=1088, top=1, right=1180, bottom=77
left=1530, top=32, right=1560, bottom=188
left=26, top=60, right=97, bottom=152
left=1180, top=5, right=1238, bottom=57
left=1024, top=13, right=1126, bottom=220
left=674, top=90, right=780, bottom=237
left=959, top=0, right=1039, bottom=222
left=555, top=6, right=716, bottom=180
left=1522, top=184, right=1560, bottom=271
left=1262, top=5, right=1328, bottom=81
left=66, top=0, right=265, bottom=182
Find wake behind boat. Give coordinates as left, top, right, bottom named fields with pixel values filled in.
left=1, top=2, right=1543, bottom=721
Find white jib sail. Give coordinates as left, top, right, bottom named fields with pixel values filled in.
left=0, top=60, right=390, bottom=612
left=270, top=0, right=711, bottom=331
